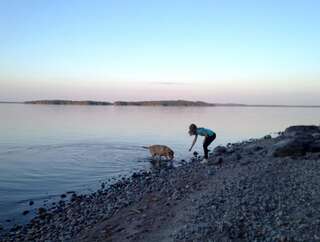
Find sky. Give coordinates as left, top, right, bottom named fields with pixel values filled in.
left=0, top=0, right=319, bottom=104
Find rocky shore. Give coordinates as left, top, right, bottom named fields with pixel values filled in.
left=1, top=125, right=320, bottom=242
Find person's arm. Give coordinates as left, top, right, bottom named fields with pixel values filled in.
left=189, top=135, right=198, bottom=151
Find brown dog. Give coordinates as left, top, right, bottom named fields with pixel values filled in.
left=143, top=145, right=174, bottom=160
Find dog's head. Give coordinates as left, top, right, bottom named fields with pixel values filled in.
left=168, top=149, right=174, bottom=160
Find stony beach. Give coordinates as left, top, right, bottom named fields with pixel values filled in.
left=1, top=125, right=320, bottom=242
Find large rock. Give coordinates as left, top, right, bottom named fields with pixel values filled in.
left=284, top=125, right=320, bottom=137
left=272, top=135, right=314, bottom=157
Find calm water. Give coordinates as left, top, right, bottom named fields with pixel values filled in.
left=1, top=103, right=320, bottom=225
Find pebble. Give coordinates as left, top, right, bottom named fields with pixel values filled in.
left=207, top=169, right=215, bottom=176
left=38, top=208, right=47, bottom=214
left=264, top=135, right=272, bottom=139
left=22, top=210, right=29, bottom=216
left=60, top=194, right=67, bottom=199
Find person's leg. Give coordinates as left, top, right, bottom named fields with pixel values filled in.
left=203, top=135, right=216, bottom=159
left=203, top=137, right=210, bottom=159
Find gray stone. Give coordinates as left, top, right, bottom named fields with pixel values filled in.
left=60, top=194, right=67, bottom=199
left=22, top=210, right=29, bottom=216
left=207, top=169, right=215, bottom=176
left=284, top=125, right=320, bottom=137
left=272, top=135, right=314, bottom=157
left=264, top=135, right=272, bottom=139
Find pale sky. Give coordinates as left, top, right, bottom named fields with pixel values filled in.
left=1, top=0, right=320, bottom=104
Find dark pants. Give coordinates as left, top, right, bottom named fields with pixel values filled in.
left=203, top=133, right=216, bottom=159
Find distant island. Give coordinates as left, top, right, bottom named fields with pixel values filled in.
left=114, top=100, right=217, bottom=106
left=0, top=101, right=21, bottom=104
left=0, top=99, right=318, bottom=107
left=24, top=100, right=112, bottom=106
left=24, top=99, right=247, bottom=107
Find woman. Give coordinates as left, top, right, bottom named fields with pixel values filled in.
left=188, top=123, right=216, bottom=164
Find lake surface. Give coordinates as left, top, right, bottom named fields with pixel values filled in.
left=1, top=103, right=320, bottom=226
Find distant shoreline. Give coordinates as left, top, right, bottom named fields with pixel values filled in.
left=1, top=100, right=320, bottom=108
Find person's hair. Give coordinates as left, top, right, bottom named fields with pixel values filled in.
left=189, top=123, right=197, bottom=135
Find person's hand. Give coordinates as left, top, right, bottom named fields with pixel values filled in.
left=189, top=148, right=192, bottom=152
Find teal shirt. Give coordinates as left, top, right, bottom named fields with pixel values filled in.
left=196, top=127, right=215, bottom=137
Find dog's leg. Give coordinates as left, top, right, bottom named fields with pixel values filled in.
left=151, top=154, right=156, bottom=161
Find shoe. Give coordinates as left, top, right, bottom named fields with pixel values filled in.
left=201, top=158, right=208, bottom=164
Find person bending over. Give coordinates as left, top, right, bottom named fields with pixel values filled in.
left=188, top=123, right=216, bottom=164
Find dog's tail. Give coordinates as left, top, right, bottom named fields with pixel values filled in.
left=141, top=146, right=149, bottom=149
